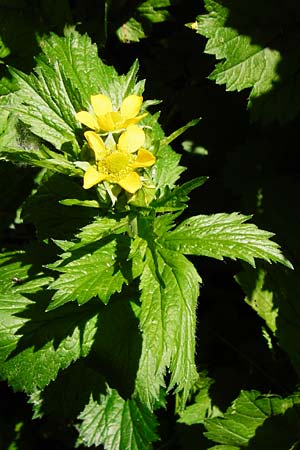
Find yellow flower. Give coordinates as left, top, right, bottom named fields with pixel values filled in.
left=75, top=94, right=147, bottom=132
left=83, top=125, right=156, bottom=194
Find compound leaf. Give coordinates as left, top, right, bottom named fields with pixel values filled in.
left=163, top=212, right=292, bottom=268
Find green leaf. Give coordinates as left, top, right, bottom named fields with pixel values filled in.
left=138, top=0, right=171, bottom=23
left=30, top=293, right=143, bottom=421
left=135, top=247, right=200, bottom=408
left=236, top=265, right=300, bottom=376
left=0, top=144, right=81, bottom=176
left=40, top=29, right=144, bottom=107
left=48, top=237, right=128, bottom=309
left=163, top=212, right=292, bottom=268
left=117, top=17, right=146, bottom=43
left=0, top=250, right=99, bottom=393
left=73, top=216, right=128, bottom=248
left=204, top=390, right=300, bottom=448
left=77, top=387, right=159, bottom=450
left=29, top=362, right=106, bottom=420
left=0, top=110, right=79, bottom=174
left=116, top=0, right=171, bottom=43
left=178, top=373, right=221, bottom=425
left=194, top=0, right=300, bottom=122
left=1, top=28, right=145, bottom=159
left=5, top=65, right=79, bottom=152
left=22, top=173, right=98, bottom=240
left=152, top=176, right=208, bottom=212
left=161, top=118, right=201, bottom=147
left=149, top=119, right=185, bottom=191
left=0, top=247, right=53, bottom=300
left=47, top=214, right=132, bottom=309
left=0, top=298, right=99, bottom=393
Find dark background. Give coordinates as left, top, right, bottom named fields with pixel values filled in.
left=1, top=0, right=299, bottom=448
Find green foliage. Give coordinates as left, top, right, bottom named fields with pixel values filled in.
left=116, top=0, right=171, bottom=43
left=178, top=373, right=221, bottom=425
left=48, top=218, right=129, bottom=309
left=162, top=212, right=292, bottom=268
left=77, top=387, right=159, bottom=449
left=0, top=3, right=297, bottom=449
left=193, top=0, right=300, bottom=122
left=136, top=247, right=200, bottom=408
left=236, top=265, right=300, bottom=376
left=204, top=390, right=300, bottom=449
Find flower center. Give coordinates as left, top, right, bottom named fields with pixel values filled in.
left=105, top=152, right=131, bottom=174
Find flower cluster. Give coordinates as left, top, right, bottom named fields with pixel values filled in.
left=76, top=94, right=155, bottom=195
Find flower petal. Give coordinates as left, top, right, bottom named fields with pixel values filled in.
left=84, top=131, right=106, bottom=160
left=75, top=111, right=99, bottom=130
left=123, top=113, right=148, bottom=128
left=133, top=148, right=156, bottom=168
left=97, top=112, right=123, bottom=132
left=83, top=166, right=106, bottom=189
left=118, top=171, right=142, bottom=194
left=120, top=95, right=143, bottom=119
left=91, top=94, right=112, bottom=117
left=118, top=125, right=145, bottom=153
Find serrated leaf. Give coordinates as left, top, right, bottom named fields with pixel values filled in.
left=5, top=65, right=79, bottom=151
left=73, top=216, right=128, bottom=248
left=204, top=390, right=300, bottom=448
left=153, top=143, right=184, bottom=190
left=0, top=110, right=79, bottom=174
left=163, top=212, right=292, bottom=268
left=0, top=144, right=81, bottom=176
left=178, top=373, right=221, bottom=425
left=1, top=28, right=145, bottom=163
left=40, top=29, right=144, bottom=106
left=22, top=173, right=98, bottom=239
left=0, top=298, right=99, bottom=393
left=29, top=361, right=106, bottom=420
left=77, top=387, right=159, bottom=450
left=38, top=28, right=117, bottom=108
left=195, top=0, right=300, bottom=122
left=0, top=250, right=99, bottom=393
left=135, top=247, right=200, bottom=408
left=48, top=237, right=128, bottom=309
left=152, top=176, right=208, bottom=212
left=236, top=265, right=300, bottom=376
left=0, top=247, right=53, bottom=299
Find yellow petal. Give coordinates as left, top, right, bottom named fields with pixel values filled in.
left=83, top=166, right=106, bottom=189
left=123, top=113, right=148, bottom=127
left=84, top=131, right=106, bottom=160
left=133, top=148, right=156, bottom=168
left=91, top=94, right=112, bottom=117
left=120, top=95, right=143, bottom=119
left=118, top=171, right=142, bottom=194
left=75, top=111, right=99, bottom=130
left=97, top=112, right=123, bottom=131
left=118, top=125, right=145, bottom=153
